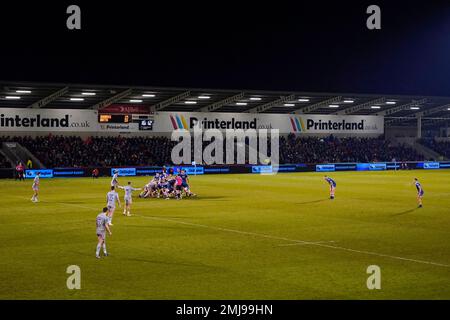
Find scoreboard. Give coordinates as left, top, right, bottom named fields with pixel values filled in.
left=139, top=119, right=154, bottom=130
left=98, top=114, right=131, bottom=123
left=99, top=113, right=154, bottom=130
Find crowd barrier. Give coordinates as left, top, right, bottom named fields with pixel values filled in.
left=1, top=161, right=449, bottom=179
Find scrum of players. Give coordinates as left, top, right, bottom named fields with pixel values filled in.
left=138, top=167, right=196, bottom=200
left=106, top=167, right=196, bottom=221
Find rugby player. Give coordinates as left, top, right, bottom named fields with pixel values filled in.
left=118, top=182, right=141, bottom=216
left=31, top=172, right=41, bottom=203
left=96, top=207, right=112, bottom=259
left=324, top=175, right=336, bottom=199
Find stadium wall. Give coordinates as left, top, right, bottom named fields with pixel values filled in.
left=0, top=108, right=385, bottom=138
left=1, top=161, right=449, bottom=179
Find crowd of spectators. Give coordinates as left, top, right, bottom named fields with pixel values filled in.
left=420, top=138, right=450, bottom=159
left=280, top=134, right=424, bottom=163
left=0, top=134, right=425, bottom=167
left=0, top=135, right=176, bottom=168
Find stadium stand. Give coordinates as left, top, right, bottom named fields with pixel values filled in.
left=0, top=135, right=424, bottom=167
left=0, top=136, right=176, bottom=168
left=420, top=138, right=450, bottom=159
left=279, top=134, right=424, bottom=163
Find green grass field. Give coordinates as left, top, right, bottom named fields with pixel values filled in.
left=1, top=170, right=450, bottom=299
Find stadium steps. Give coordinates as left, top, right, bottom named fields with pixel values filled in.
left=0, top=149, right=14, bottom=167
left=391, top=137, right=446, bottom=161
left=415, top=140, right=448, bottom=161
left=1, top=142, right=46, bottom=169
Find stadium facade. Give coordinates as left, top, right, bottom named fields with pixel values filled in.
left=1, top=82, right=450, bottom=178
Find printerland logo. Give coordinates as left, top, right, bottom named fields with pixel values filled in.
left=289, top=117, right=305, bottom=132
left=169, top=114, right=188, bottom=130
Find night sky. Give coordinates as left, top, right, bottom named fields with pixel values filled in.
left=1, top=1, right=450, bottom=96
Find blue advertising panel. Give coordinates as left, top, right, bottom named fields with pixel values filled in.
left=204, top=167, right=231, bottom=173
left=369, top=163, right=387, bottom=171
left=111, top=168, right=136, bottom=176
left=316, top=164, right=335, bottom=172
left=251, top=165, right=273, bottom=173
left=335, top=163, right=357, bottom=171
left=182, top=166, right=204, bottom=175
left=25, top=169, right=53, bottom=178
left=423, top=162, right=440, bottom=169
left=168, top=166, right=205, bottom=175
left=439, top=162, right=450, bottom=168
left=53, top=169, right=86, bottom=177
left=135, top=168, right=161, bottom=176
left=277, top=165, right=297, bottom=172
left=356, top=163, right=370, bottom=171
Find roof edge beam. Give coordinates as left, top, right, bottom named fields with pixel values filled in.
left=28, top=87, right=69, bottom=108
left=292, top=96, right=342, bottom=114
left=247, top=94, right=296, bottom=113
left=91, top=88, right=133, bottom=110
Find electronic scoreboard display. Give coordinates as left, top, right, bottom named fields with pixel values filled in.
left=139, top=119, right=154, bottom=130
left=98, top=114, right=130, bottom=123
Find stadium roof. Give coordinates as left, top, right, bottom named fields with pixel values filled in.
left=1, top=81, right=450, bottom=127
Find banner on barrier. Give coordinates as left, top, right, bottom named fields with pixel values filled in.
left=423, top=162, right=440, bottom=169
left=25, top=169, right=53, bottom=178
left=111, top=168, right=137, bottom=176
left=316, top=164, right=336, bottom=172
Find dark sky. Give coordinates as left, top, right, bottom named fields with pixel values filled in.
left=1, top=1, right=450, bottom=96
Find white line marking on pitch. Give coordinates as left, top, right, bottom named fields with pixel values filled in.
left=14, top=195, right=450, bottom=268
left=134, top=214, right=450, bottom=268
left=276, top=241, right=336, bottom=247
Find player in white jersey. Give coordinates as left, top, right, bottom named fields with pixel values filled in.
left=118, top=181, right=141, bottom=216
left=106, top=186, right=121, bottom=226
left=31, top=172, right=41, bottom=203
left=111, top=170, right=119, bottom=187
left=96, top=207, right=112, bottom=259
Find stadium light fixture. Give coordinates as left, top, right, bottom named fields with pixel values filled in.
left=284, top=103, right=295, bottom=107
left=142, top=94, right=156, bottom=97
left=343, top=100, right=354, bottom=103
left=386, top=101, right=397, bottom=105
left=236, top=102, right=247, bottom=106
left=250, top=97, right=262, bottom=101
left=329, top=104, right=339, bottom=108
left=129, top=99, right=143, bottom=103
left=5, top=96, right=21, bottom=99
left=371, top=106, right=381, bottom=109
left=198, top=96, right=211, bottom=99
left=298, top=98, right=310, bottom=102
left=184, top=101, right=197, bottom=104
left=81, top=92, right=96, bottom=96
left=70, top=98, right=84, bottom=101
left=15, top=90, right=31, bottom=93
left=410, top=107, right=420, bottom=110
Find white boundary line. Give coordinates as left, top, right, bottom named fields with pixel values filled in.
left=276, top=241, right=336, bottom=247
left=10, top=195, right=450, bottom=268
left=134, top=214, right=450, bottom=268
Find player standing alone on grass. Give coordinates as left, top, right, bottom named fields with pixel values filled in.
left=118, top=181, right=141, bottom=216
left=96, top=207, right=112, bottom=259
left=111, top=170, right=119, bottom=187
left=31, top=172, right=41, bottom=202
left=414, top=178, right=424, bottom=208
left=106, top=186, right=121, bottom=226
left=324, top=175, right=336, bottom=199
